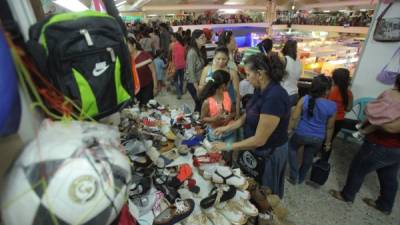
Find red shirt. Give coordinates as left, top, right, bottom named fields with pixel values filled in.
left=135, top=51, right=153, bottom=87
left=367, top=130, right=400, bottom=148
left=328, top=87, right=353, bottom=120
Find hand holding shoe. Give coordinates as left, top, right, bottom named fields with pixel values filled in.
left=213, top=126, right=228, bottom=136
left=211, top=141, right=226, bottom=152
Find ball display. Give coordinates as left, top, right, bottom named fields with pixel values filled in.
left=1, top=121, right=131, bottom=225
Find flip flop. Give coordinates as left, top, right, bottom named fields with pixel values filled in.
left=362, top=198, right=390, bottom=215
left=329, top=190, right=352, bottom=203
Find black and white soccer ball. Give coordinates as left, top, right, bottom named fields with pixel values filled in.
left=1, top=121, right=132, bottom=225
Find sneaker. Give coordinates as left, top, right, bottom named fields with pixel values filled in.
left=229, top=190, right=258, bottom=217
left=203, top=208, right=231, bottom=225
left=217, top=202, right=247, bottom=225
left=154, top=199, right=195, bottom=225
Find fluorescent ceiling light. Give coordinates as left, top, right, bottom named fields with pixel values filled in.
left=54, top=0, right=88, bottom=12
left=132, top=0, right=151, bottom=9
left=218, top=9, right=239, bottom=14
left=323, top=10, right=330, bottom=13
left=224, top=2, right=242, bottom=5
left=167, top=13, right=175, bottom=16
left=148, top=14, right=157, bottom=17
left=116, top=1, right=127, bottom=7
left=359, top=9, right=367, bottom=12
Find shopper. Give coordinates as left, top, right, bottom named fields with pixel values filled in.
left=153, top=49, right=166, bottom=94
left=212, top=53, right=290, bottom=198
left=329, top=79, right=400, bottom=215
left=185, top=29, right=207, bottom=112
left=128, top=36, right=157, bottom=107
left=287, top=75, right=337, bottom=184
left=281, top=40, right=302, bottom=107
left=149, top=28, right=160, bottom=55
left=159, top=23, right=171, bottom=60
left=353, top=75, right=400, bottom=139
left=139, top=29, right=153, bottom=54
left=240, top=38, right=273, bottom=66
left=199, top=47, right=240, bottom=118
left=199, top=70, right=235, bottom=143
left=170, top=33, right=186, bottom=99
left=217, top=30, right=238, bottom=72
left=321, top=68, right=354, bottom=162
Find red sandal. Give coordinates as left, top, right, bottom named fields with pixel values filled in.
left=193, top=152, right=222, bottom=167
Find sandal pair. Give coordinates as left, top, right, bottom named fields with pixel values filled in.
left=211, top=166, right=248, bottom=189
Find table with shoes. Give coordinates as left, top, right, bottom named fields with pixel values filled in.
left=120, top=100, right=291, bottom=225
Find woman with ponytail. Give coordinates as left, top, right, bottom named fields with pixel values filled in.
left=287, top=75, right=337, bottom=185
left=211, top=53, right=290, bottom=198
left=200, top=70, right=235, bottom=143
left=321, top=68, right=354, bottom=162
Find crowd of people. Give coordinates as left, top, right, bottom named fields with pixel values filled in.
left=127, top=21, right=400, bottom=215
left=275, top=11, right=374, bottom=27
left=142, top=10, right=373, bottom=27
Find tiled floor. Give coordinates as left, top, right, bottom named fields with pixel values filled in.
left=156, top=91, right=400, bottom=225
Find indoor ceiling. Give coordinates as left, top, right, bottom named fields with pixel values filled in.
left=118, top=0, right=376, bottom=12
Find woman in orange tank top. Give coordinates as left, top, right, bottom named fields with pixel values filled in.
left=199, top=70, right=236, bottom=143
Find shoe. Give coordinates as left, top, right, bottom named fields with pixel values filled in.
left=248, top=182, right=272, bottom=214
left=200, top=185, right=237, bottom=209
left=229, top=190, right=258, bottom=217
left=362, top=198, right=391, bottom=215
left=129, top=177, right=152, bottom=199
left=217, top=201, right=247, bottom=225
left=202, top=139, right=212, bottom=150
left=130, top=187, right=158, bottom=216
left=203, top=208, right=231, bottom=225
left=212, top=166, right=248, bottom=189
left=257, top=213, right=273, bottom=225
left=177, top=145, right=190, bottom=156
left=177, top=189, right=213, bottom=225
left=162, top=125, right=177, bottom=140
left=154, top=199, right=195, bottom=225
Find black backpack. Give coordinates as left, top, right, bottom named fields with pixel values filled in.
left=27, top=11, right=134, bottom=119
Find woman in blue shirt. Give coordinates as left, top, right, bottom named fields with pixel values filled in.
left=212, top=53, right=290, bottom=198
left=287, top=75, right=337, bottom=184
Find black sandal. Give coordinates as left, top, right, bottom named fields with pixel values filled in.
left=129, top=177, right=151, bottom=199
left=200, top=185, right=236, bottom=209
left=329, top=190, right=352, bottom=203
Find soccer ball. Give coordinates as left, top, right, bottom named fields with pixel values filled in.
left=1, top=121, right=132, bottom=225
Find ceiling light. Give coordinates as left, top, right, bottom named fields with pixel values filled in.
left=359, top=9, right=367, bottom=12
left=167, top=13, right=175, bottom=16
left=131, top=0, right=151, bottom=9
left=218, top=9, right=239, bottom=14
left=291, top=4, right=295, bottom=10
left=224, top=2, right=242, bottom=5
left=148, top=14, right=157, bottom=17
left=323, top=10, right=330, bottom=13
left=116, top=1, right=126, bottom=7
left=54, top=0, right=88, bottom=12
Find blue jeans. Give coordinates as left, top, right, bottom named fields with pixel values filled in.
left=341, top=140, right=400, bottom=212
left=186, top=82, right=201, bottom=112
left=288, top=94, right=299, bottom=108
left=174, top=69, right=184, bottom=97
left=255, top=142, right=289, bottom=198
left=289, top=133, right=324, bottom=184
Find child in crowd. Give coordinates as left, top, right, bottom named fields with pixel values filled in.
left=153, top=50, right=166, bottom=94
left=199, top=70, right=235, bottom=143
left=353, top=74, right=400, bottom=140
left=288, top=75, right=337, bottom=185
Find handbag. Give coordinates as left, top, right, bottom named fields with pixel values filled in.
left=376, top=46, right=400, bottom=85
left=166, top=61, right=176, bottom=80
left=237, top=150, right=265, bottom=182
left=310, top=159, right=331, bottom=185
left=373, top=3, right=400, bottom=42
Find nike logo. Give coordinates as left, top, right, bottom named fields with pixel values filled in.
left=92, top=62, right=109, bottom=77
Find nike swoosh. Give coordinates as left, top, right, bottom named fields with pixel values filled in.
left=92, top=65, right=109, bottom=77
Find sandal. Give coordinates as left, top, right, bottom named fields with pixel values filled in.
left=193, top=153, right=222, bottom=167
left=329, top=190, right=352, bottom=203
left=212, top=167, right=247, bottom=189
left=129, top=177, right=151, bottom=199
left=362, top=198, right=391, bottom=215
left=200, top=185, right=237, bottom=209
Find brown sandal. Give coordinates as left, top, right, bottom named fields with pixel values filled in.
left=362, top=198, right=390, bottom=215
left=329, top=190, right=352, bottom=203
